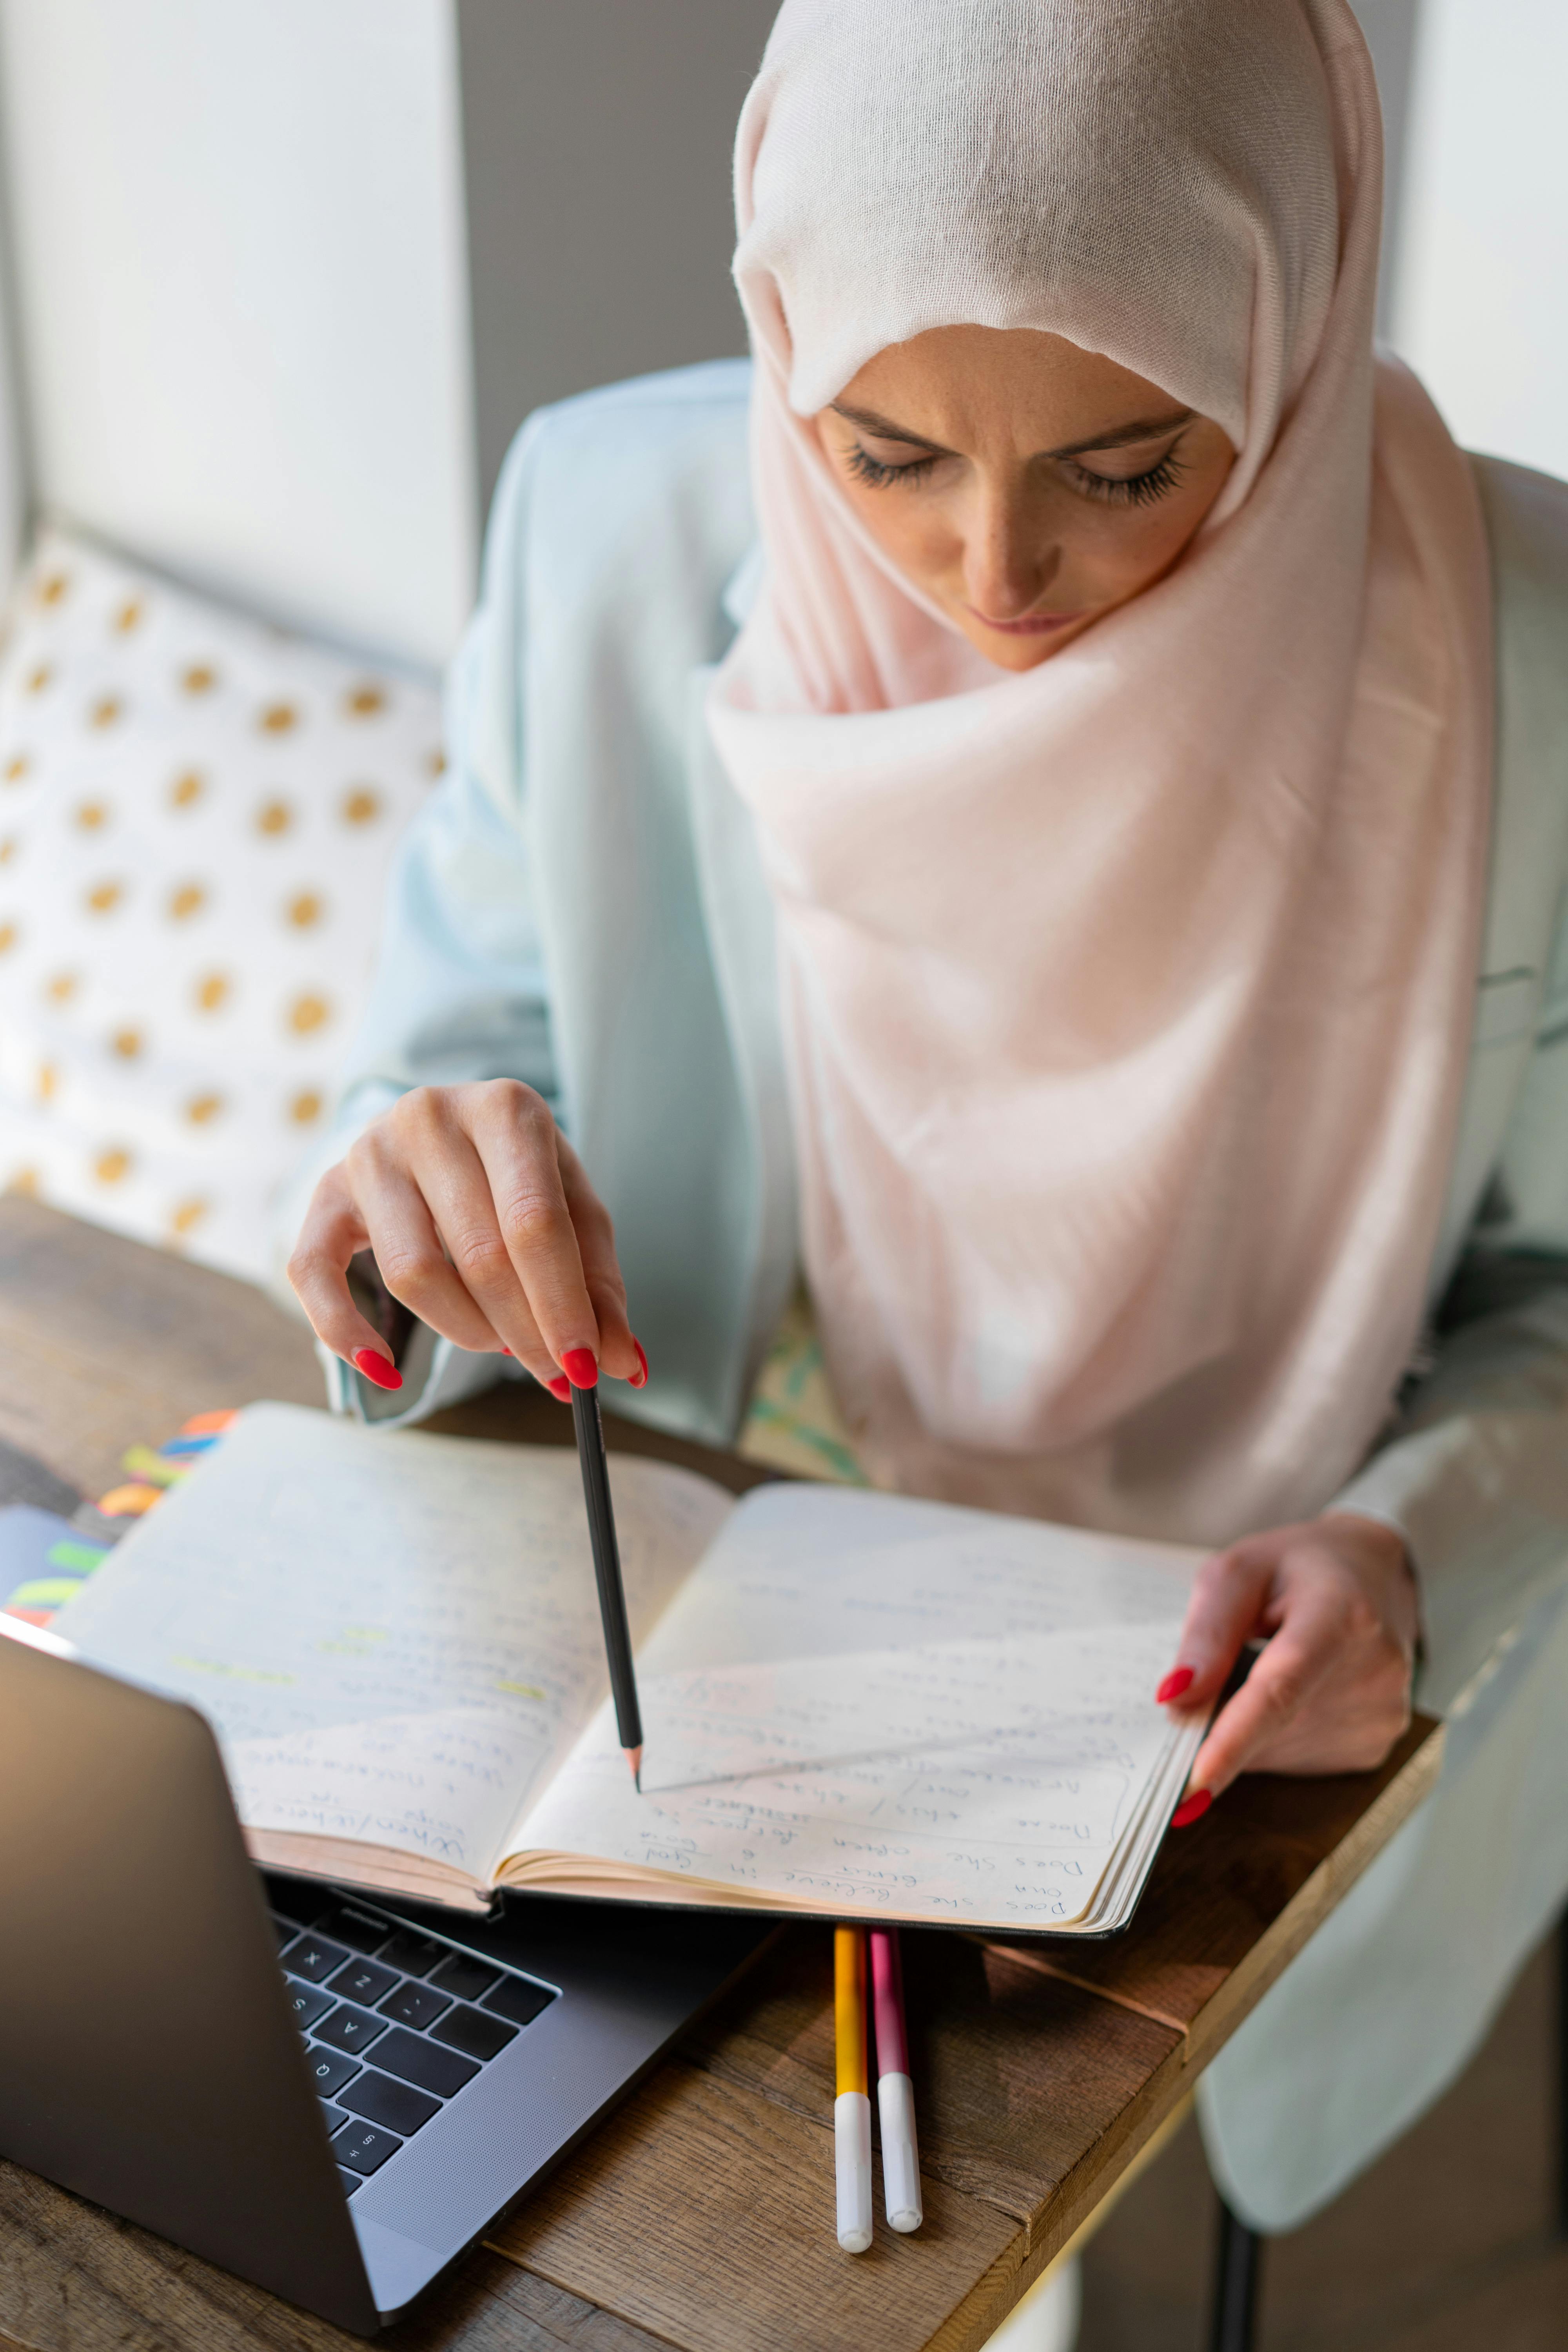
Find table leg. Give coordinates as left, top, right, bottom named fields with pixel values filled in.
left=1209, top=2198, right=1263, bottom=2352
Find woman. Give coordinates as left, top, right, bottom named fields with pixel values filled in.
left=285, top=0, right=1568, bottom=2295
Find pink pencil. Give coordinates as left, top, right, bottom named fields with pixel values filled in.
left=869, top=1928, right=922, bottom=2232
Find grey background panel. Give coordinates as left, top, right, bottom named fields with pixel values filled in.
left=457, top=0, right=778, bottom=513
left=1351, top=0, right=1422, bottom=337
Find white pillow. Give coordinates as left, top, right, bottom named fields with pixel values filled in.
left=0, top=526, right=443, bottom=1283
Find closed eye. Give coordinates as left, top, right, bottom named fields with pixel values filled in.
left=1065, top=447, right=1189, bottom=507
left=844, top=443, right=941, bottom=490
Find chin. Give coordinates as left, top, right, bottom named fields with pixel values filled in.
left=964, top=622, right=1082, bottom=672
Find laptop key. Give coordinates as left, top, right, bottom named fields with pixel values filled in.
left=371, top=2026, right=479, bottom=2099
left=340, top=2069, right=441, bottom=2137
left=376, top=1927, right=446, bottom=1979
left=428, top=1953, right=501, bottom=2004
left=329, top=1956, right=398, bottom=2008
left=332, top=2119, right=402, bottom=2178
left=287, top=1934, right=350, bottom=1984
left=316, top=2002, right=387, bottom=2057
left=482, top=1975, right=556, bottom=2029
left=320, top=2103, right=348, bottom=2134
left=305, top=2044, right=361, bottom=2099
left=285, top=1979, right=334, bottom=2033
left=432, top=2002, right=518, bottom=2063
left=377, top=1980, right=450, bottom=2031
left=320, top=1904, right=394, bottom=1955
left=338, top=2167, right=362, bottom=2196
left=270, top=1882, right=329, bottom=1928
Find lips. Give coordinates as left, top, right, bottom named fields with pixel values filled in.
left=969, top=607, right=1082, bottom=637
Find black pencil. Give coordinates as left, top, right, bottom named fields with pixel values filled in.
left=568, top=1379, right=644, bottom=1789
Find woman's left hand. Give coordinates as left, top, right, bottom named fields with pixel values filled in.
left=1160, top=1513, right=1419, bottom=1812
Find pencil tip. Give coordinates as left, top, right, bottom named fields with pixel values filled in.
left=628, top=1745, right=643, bottom=1792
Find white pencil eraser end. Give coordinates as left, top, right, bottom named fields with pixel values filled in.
left=835, top=2089, right=874, bottom=2254
left=878, top=2070, right=923, bottom=2233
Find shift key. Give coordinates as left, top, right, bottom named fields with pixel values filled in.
left=370, top=2027, right=479, bottom=2100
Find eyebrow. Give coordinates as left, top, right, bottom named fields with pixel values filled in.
left=829, top=400, right=1195, bottom=462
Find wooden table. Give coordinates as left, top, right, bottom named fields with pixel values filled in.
left=0, top=1197, right=1443, bottom=2352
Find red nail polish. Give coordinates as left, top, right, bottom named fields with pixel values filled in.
left=1171, top=1788, right=1212, bottom=1829
left=630, top=1338, right=648, bottom=1388
left=353, top=1348, right=403, bottom=1392
left=561, top=1348, right=598, bottom=1389
left=546, top=1375, right=571, bottom=1402
left=1156, top=1666, right=1195, bottom=1705
left=500, top=1346, right=512, bottom=1356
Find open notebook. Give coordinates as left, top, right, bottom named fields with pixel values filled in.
left=53, top=1403, right=1206, bottom=1935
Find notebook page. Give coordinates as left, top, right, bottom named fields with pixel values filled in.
left=517, top=1623, right=1185, bottom=1924
left=510, top=1481, right=1202, bottom=1926
left=53, top=1402, right=730, bottom=1887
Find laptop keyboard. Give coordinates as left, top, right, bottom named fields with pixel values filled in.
left=270, top=1888, right=557, bottom=2197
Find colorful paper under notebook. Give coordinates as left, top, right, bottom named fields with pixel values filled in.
left=179, top=1410, right=239, bottom=1437
left=119, top=1446, right=190, bottom=1488
left=1, top=1506, right=109, bottom=1628
left=96, top=1484, right=163, bottom=1519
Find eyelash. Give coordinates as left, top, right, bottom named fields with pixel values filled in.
left=842, top=442, right=1188, bottom=506
left=843, top=445, right=938, bottom=490
left=1067, top=450, right=1187, bottom=507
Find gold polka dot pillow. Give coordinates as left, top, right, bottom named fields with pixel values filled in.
left=0, top=527, right=443, bottom=1281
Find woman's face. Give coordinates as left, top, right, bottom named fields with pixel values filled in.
left=814, top=325, right=1236, bottom=672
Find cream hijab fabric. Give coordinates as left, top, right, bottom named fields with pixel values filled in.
left=706, top=0, right=1493, bottom=1546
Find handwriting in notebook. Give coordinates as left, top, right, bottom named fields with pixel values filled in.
left=55, top=1404, right=728, bottom=1877
left=515, top=1622, right=1183, bottom=1922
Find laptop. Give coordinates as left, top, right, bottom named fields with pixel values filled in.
left=0, top=1617, right=773, bottom=2334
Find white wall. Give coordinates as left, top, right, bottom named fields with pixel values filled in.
left=0, top=0, right=476, bottom=671
left=1392, top=0, right=1568, bottom=481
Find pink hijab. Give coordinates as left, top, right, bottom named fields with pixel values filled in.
left=706, top=0, right=1493, bottom=1546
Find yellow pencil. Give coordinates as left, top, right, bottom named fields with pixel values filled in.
left=834, top=1925, right=873, bottom=2252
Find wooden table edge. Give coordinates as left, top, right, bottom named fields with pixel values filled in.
left=920, top=1717, right=1447, bottom=2352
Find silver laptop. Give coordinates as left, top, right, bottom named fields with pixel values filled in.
left=0, top=1621, right=771, bottom=2333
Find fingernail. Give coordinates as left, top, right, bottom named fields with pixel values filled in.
left=1156, top=1666, right=1195, bottom=1705
left=546, top=1375, right=572, bottom=1402
left=630, top=1338, right=648, bottom=1388
left=500, top=1346, right=512, bottom=1356
left=561, top=1348, right=598, bottom=1389
left=1171, top=1788, right=1212, bottom=1829
left=353, top=1348, right=403, bottom=1392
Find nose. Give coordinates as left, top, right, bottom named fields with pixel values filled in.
left=963, top=481, right=1060, bottom=621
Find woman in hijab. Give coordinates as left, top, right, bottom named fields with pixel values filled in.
left=284, top=0, right=1568, bottom=2317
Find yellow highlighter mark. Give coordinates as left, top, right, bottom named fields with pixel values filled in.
left=317, top=1626, right=388, bottom=1655
left=171, top=1654, right=295, bottom=1686
left=495, top=1680, right=547, bottom=1701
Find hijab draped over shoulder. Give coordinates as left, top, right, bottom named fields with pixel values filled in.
left=706, top=0, right=1492, bottom=1547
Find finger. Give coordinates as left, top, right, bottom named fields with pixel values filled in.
left=287, top=1167, right=402, bottom=1378
left=557, top=1137, right=640, bottom=1383
left=1185, top=1586, right=1345, bottom=1798
left=409, top=1126, right=561, bottom=1387
left=346, top=1132, right=508, bottom=1362
left=1160, top=1545, right=1279, bottom=1709
left=466, top=1087, right=603, bottom=1381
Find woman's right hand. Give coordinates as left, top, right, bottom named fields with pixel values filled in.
left=287, top=1082, right=644, bottom=1397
